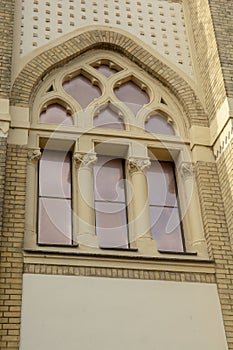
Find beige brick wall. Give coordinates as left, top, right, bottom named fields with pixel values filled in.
left=196, top=161, right=233, bottom=349
left=187, top=0, right=226, bottom=122
left=0, top=0, right=15, bottom=99
left=209, top=0, right=233, bottom=99
left=217, top=140, right=233, bottom=256
left=0, top=145, right=27, bottom=350
left=0, top=139, right=7, bottom=237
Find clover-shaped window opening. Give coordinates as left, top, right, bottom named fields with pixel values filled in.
left=39, top=103, right=73, bottom=126
left=145, top=113, right=175, bottom=135
left=62, top=73, right=102, bottom=109
left=114, top=79, right=150, bottom=116
left=94, top=104, right=125, bottom=130
left=91, top=60, right=123, bottom=77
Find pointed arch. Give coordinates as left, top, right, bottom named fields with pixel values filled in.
left=93, top=103, right=125, bottom=130
left=10, top=28, right=208, bottom=126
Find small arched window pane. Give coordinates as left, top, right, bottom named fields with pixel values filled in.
left=40, top=104, right=73, bottom=125
left=94, top=107, right=125, bottom=129
left=95, top=65, right=118, bottom=77
left=63, top=75, right=101, bottom=109
left=114, top=81, right=149, bottom=115
left=145, top=114, right=175, bottom=135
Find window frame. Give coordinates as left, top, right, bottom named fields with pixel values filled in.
left=93, top=155, right=130, bottom=250
left=37, top=149, right=74, bottom=247
left=147, top=159, right=185, bottom=253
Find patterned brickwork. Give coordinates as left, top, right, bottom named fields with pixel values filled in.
left=209, top=0, right=233, bottom=98
left=24, top=263, right=216, bottom=283
left=196, top=161, right=233, bottom=349
left=18, top=0, right=193, bottom=76
left=10, top=29, right=208, bottom=127
left=0, top=0, right=15, bottom=99
left=0, top=146, right=27, bottom=350
left=217, top=140, right=233, bottom=252
left=187, top=0, right=226, bottom=121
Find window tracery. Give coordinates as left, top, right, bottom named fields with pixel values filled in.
left=33, top=51, right=186, bottom=136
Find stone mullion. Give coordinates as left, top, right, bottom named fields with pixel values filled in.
left=195, top=161, right=233, bottom=349
left=127, top=157, right=157, bottom=253
left=24, top=148, right=41, bottom=248
left=179, top=162, right=208, bottom=256
left=73, top=152, right=97, bottom=246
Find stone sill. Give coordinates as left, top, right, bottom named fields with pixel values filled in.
left=24, top=249, right=215, bottom=274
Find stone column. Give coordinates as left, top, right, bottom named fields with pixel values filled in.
left=74, top=152, right=98, bottom=247
left=24, top=148, right=41, bottom=248
left=127, top=157, right=158, bottom=253
left=179, top=162, right=208, bottom=256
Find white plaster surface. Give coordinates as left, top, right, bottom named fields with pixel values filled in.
left=20, top=274, right=228, bottom=350
left=17, top=0, right=192, bottom=75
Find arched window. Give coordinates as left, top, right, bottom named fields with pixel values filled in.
left=26, top=50, right=207, bottom=259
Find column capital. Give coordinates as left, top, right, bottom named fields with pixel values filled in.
left=73, top=152, right=97, bottom=168
left=27, top=148, right=41, bottom=163
left=127, top=157, right=151, bottom=174
left=179, top=161, right=195, bottom=179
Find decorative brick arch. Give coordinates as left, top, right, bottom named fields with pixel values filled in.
left=10, top=29, right=208, bottom=126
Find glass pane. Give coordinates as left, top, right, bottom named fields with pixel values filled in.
left=145, top=114, right=175, bottom=135
left=94, top=157, right=125, bottom=202
left=95, top=202, right=128, bottom=248
left=95, top=64, right=118, bottom=77
left=150, top=206, right=184, bottom=252
left=63, top=75, right=101, bottom=109
left=38, top=198, right=72, bottom=245
left=147, top=161, right=177, bottom=207
left=39, top=150, right=71, bottom=198
left=94, top=107, right=125, bottom=129
left=39, top=104, right=73, bottom=125
left=114, top=81, right=149, bottom=115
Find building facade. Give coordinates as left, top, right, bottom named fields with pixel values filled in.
left=0, top=0, right=233, bottom=349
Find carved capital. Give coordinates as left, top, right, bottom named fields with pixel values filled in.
left=0, top=121, right=10, bottom=135
left=127, top=157, right=151, bottom=174
left=28, top=149, right=41, bottom=163
left=179, top=162, right=195, bottom=179
left=74, top=152, right=97, bottom=168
